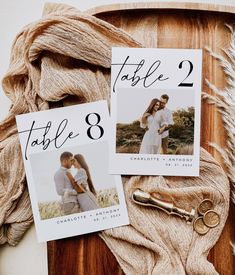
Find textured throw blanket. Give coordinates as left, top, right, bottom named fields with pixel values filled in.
left=0, top=3, right=231, bottom=275
left=0, top=3, right=140, bottom=246
left=101, top=148, right=230, bottom=274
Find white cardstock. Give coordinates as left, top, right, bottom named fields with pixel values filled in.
left=16, top=100, right=129, bottom=242
left=110, top=48, right=202, bottom=176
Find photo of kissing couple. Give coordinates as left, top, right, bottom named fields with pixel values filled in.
left=116, top=89, right=195, bottom=155
left=54, top=152, right=99, bottom=216
left=30, top=142, right=119, bottom=220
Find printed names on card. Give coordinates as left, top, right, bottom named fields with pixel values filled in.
left=110, top=48, right=202, bottom=176
left=16, top=101, right=129, bottom=242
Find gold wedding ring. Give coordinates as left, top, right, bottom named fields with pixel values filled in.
left=193, top=217, right=210, bottom=235
left=203, top=210, right=220, bottom=228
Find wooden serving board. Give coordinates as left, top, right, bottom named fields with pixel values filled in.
left=48, top=3, right=235, bottom=274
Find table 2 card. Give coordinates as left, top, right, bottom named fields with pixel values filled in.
left=110, top=47, right=202, bottom=176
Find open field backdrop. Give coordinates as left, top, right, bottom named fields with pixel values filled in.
left=38, top=188, right=119, bottom=220
left=116, top=107, right=194, bottom=154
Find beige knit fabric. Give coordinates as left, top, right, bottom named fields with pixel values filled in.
left=0, top=3, right=230, bottom=274
left=101, top=148, right=230, bottom=274
left=0, top=3, right=140, bottom=246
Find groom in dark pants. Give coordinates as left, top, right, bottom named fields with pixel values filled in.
left=160, top=94, right=173, bottom=154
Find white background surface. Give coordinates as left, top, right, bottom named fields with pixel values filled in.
left=0, top=1, right=234, bottom=275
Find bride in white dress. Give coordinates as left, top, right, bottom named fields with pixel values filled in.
left=139, top=98, right=167, bottom=154
left=66, top=154, right=99, bottom=212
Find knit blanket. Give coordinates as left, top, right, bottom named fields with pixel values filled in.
left=0, top=3, right=231, bottom=274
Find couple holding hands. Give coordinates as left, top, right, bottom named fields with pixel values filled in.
left=139, top=94, right=173, bottom=154
left=54, top=152, right=99, bottom=215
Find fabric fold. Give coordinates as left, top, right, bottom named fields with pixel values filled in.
left=101, top=148, right=230, bottom=274
left=0, top=2, right=140, bottom=246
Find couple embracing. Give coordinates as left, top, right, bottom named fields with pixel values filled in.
left=139, top=94, right=173, bottom=154
left=54, top=152, right=99, bottom=215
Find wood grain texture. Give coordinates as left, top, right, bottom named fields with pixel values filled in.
left=48, top=233, right=123, bottom=275
left=48, top=3, right=235, bottom=275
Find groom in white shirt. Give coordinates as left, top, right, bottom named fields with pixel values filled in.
left=160, top=94, right=174, bottom=154
left=54, top=151, right=79, bottom=215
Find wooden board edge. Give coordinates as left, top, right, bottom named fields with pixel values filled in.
left=86, top=1, right=235, bottom=16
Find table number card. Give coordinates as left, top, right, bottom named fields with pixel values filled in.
left=110, top=48, right=202, bottom=176
left=16, top=101, right=129, bottom=242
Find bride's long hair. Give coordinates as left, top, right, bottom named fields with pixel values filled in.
left=74, top=154, right=96, bottom=195
left=141, top=98, right=160, bottom=125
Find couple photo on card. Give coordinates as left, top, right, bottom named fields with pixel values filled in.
left=110, top=47, right=201, bottom=176
left=17, top=101, right=130, bottom=242
left=116, top=89, right=195, bottom=156
left=30, top=142, right=120, bottom=221
left=139, top=94, right=173, bottom=155
left=54, top=152, right=99, bottom=216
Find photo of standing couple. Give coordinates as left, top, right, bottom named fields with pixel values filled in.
left=139, top=94, right=173, bottom=154
left=54, top=152, right=99, bottom=215
left=30, top=142, right=119, bottom=220
left=116, top=89, right=195, bottom=155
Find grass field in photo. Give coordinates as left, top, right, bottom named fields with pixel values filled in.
left=38, top=187, right=119, bottom=220
left=116, top=107, right=194, bottom=154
